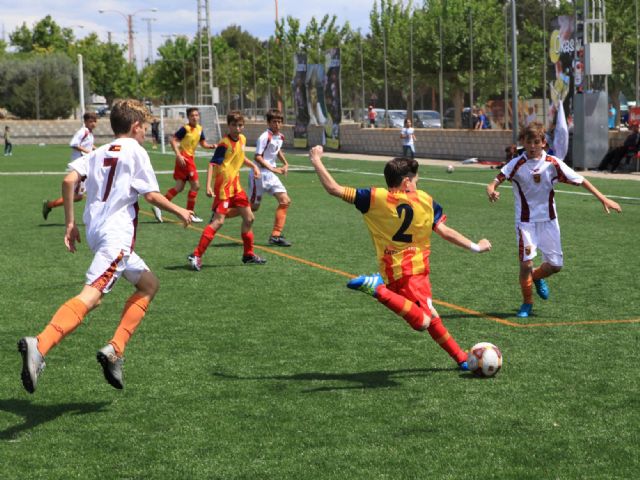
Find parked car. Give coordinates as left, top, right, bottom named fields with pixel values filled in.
left=385, top=109, right=408, bottom=128
left=444, top=107, right=472, bottom=128
left=97, top=105, right=111, bottom=117
left=413, top=110, right=442, bottom=128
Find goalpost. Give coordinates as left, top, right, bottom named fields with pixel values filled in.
left=159, top=104, right=223, bottom=155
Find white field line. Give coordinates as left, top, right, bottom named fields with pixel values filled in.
left=3, top=164, right=639, bottom=202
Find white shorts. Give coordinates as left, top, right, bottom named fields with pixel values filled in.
left=248, top=170, right=286, bottom=206
left=85, top=244, right=149, bottom=294
left=516, top=219, right=563, bottom=267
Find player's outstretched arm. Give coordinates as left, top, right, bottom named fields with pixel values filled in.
left=309, top=145, right=344, bottom=198
left=144, top=191, right=193, bottom=227
left=581, top=179, right=622, bottom=214
left=434, top=222, right=491, bottom=253
left=62, top=170, right=81, bottom=252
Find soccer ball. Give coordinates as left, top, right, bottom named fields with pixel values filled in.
left=466, top=342, right=502, bottom=377
left=446, top=165, right=454, bottom=173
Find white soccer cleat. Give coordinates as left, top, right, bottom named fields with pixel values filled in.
left=152, top=206, right=163, bottom=223
left=190, top=215, right=203, bottom=223
left=18, top=337, right=46, bottom=394
left=97, top=344, right=124, bottom=389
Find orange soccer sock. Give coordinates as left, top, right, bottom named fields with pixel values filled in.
left=47, top=197, right=64, bottom=209
left=109, top=293, right=149, bottom=356
left=36, top=297, right=89, bottom=356
left=532, top=264, right=554, bottom=281
left=241, top=231, right=254, bottom=256
left=187, top=190, right=198, bottom=211
left=271, top=204, right=289, bottom=237
left=520, top=275, right=534, bottom=304
left=375, top=285, right=431, bottom=331
left=165, top=188, right=178, bottom=201
left=195, top=224, right=216, bottom=257
left=426, top=317, right=467, bottom=363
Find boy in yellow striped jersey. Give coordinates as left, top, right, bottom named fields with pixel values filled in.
left=153, top=107, right=216, bottom=223
left=309, top=146, right=491, bottom=370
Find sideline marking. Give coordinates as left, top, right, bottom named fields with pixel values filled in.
left=147, top=211, right=640, bottom=328
left=4, top=165, right=640, bottom=201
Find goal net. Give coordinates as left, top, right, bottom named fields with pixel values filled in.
left=159, top=104, right=223, bottom=155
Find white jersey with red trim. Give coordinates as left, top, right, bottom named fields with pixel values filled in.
left=255, top=129, right=284, bottom=171
left=69, top=127, right=95, bottom=161
left=68, top=138, right=160, bottom=251
left=497, top=150, right=584, bottom=223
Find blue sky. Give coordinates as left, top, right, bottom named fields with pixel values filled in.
left=1, top=0, right=375, bottom=67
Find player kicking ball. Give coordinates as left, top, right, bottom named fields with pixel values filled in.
left=18, top=99, right=193, bottom=393
left=486, top=121, right=621, bottom=318
left=309, top=145, right=491, bottom=370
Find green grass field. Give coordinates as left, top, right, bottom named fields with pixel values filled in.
left=1, top=144, right=638, bottom=479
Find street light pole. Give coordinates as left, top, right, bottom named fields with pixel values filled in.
left=510, top=0, right=519, bottom=143
left=99, top=8, right=158, bottom=65
left=469, top=6, right=474, bottom=110
left=382, top=19, right=389, bottom=127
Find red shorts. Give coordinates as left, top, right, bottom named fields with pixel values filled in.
left=211, top=190, right=250, bottom=215
left=173, top=152, right=198, bottom=182
left=387, top=273, right=434, bottom=314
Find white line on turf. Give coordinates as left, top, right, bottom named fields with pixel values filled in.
left=3, top=165, right=639, bottom=201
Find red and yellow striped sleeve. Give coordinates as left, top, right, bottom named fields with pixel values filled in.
left=342, top=186, right=356, bottom=204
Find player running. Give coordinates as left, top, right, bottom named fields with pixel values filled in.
left=42, top=112, right=98, bottom=220
left=248, top=109, right=293, bottom=246
left=188, top=111, right=266, bottom=270
left=486, top=121, right=622, bottom=318
left=152, top=107, right=216, bottom=223
left=18, top=99, right=192, bottom=393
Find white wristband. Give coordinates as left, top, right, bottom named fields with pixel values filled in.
left=469, top=242, right=481, bottom=253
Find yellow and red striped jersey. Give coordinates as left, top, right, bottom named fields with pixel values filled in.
left=210, top=134, right=247, bottom=201
left=175, top=124, right=204, bottom=156
left=342, top=186, right=446, bottom=283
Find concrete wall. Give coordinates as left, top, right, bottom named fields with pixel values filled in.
left=1, top=118, right=631, bottom=163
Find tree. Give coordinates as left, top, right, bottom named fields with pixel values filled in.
left=9, top=15, right=74, bottom=53
left=0, top=53, right=76, bottom=119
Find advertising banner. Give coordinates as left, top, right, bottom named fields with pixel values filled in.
left=324, top=48, right=341, bottom=150
left=292, top=53, right=310, bottom=148
left=548, top=15, right=575, bottom=121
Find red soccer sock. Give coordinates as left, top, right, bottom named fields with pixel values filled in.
left=271, top=204, right=289, bottom=237
left=187, top=190, right=198, bottom=211
left=109, top=293, right=149, bottom=356
left=47, top=197, right=64, bottom=209
left=194, top=224, right=216, bottom=257
left=36, top=297, right=89, bottom=356
left=375, top=285, right=431, bottom=331
left=426, top=317, right=467, bottom=363
left=241, top=231, right=254, bottom=256
left=165, top=188, right=178, bottom=201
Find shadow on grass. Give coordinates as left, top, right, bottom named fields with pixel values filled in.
left=0, top=399, right=110, bottom=441
left=213, top=367, right=454, bottom=392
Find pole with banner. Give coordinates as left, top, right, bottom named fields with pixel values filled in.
left=292, top=53, right=310, bottom=148
left=324, top=48, right=341, bottom=150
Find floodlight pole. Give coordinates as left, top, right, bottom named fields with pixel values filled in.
left=78, top=54, right=85, bottom=118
